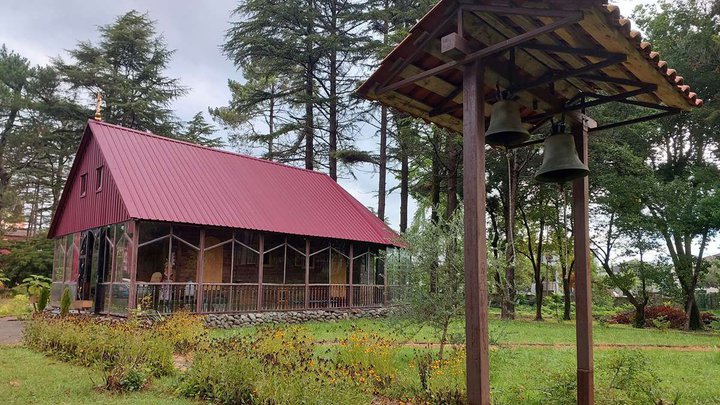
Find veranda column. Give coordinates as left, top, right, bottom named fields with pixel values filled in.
left=572, top=118, right=594, bottom=405
left=128, top=221, right=139, bottom=311
left=462, top=60, right=491, bottom=405
left=304, top=239, right=310, bottom=309
left=383, top=249, right=388, bottom=306
left=196, top=229, right=205, bottom=313
left=349, top=244, right=354, bottom=307
left=257, top=234, right=265, bottom=311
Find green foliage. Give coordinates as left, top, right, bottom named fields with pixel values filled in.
left=0, top=236, right=54, bottom=286
left=412, top=348, right=466, bottom=403
left=177, top=325, right=371, bottom=404
left=150, top=310, right=207, bottom=354
left=388, top=209, right=470, bottom=356
left=59, top=287, right=71, bottom=317
left=20, top=274, right=51, bottom=297
left=0, top=295, right=31, bottom=317
left=36, top=287, right=50, bottom=312
left=177, top=112, right=223, bottom=148
left=23, top=315, right=175, bottom=393
left=54, top=11, right=187, bottom=136
left=544, top=350, right=680, bottom=404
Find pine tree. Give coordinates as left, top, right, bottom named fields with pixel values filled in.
left=54, top=11, right=187, bottom=135
left=178, top=113, right=224, bottom=148
left=211, top=62, right=300, bottom=161
left=223, top=0, right=322, bottom=169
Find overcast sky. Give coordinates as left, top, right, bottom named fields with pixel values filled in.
left=6, top=0, right=712, bottom=259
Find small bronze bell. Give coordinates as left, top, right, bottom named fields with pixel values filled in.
left=486, top=100, right=530, bottom=147
left=535, top=126, right=589, bottom=183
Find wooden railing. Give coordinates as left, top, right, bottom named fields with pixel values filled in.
left=262, top=284, right=306, bottom=311
left=202, top=283, right=258, bottom=313
left=353, top=285, right=385, bottom=307
left=136, top=282, right=197, bottom=313
left=134, top=282, right=402, bottom=314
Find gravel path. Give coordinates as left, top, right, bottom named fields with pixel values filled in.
left=0, top=317, right=23, bottom=345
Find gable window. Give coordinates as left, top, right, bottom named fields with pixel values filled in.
left=95, top=166, right=104, bottom=192
left=80, top=173, right=87, bottom=197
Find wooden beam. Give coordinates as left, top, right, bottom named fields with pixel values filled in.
left=196, top=229, right=205, bottom=312
left=377, top=12, right=582, bottom=95
left=571, top=117, right=594, bottom=405
left=349, top=244, right=354, bottom=307
left=128, top=221, right=139, bottom=312
left=465, top=10, right=588, bottom=103
left=520, top=42, right=624, bottom=59
left=462, top=60, right=491, bottom=405
left=377, top=4, right=458, bottom=89
left=304, top=239, right=310, bottom=309
left=508, top=54, right=627, bottom=95
left=577, top=8, right=690, bottom=110
left=257, top=234, right=264, bottom=311
left=574, top=74, right=655, bottom=88
left=441, top=32, right=471, bottom=59
left=461, top=4, right=583, bottom=18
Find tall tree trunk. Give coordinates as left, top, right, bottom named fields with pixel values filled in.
left=303, top=0, right=314, bottom=171
left=535, top=274, right=544, bottom=321
left=267, top=84, right=275, bottom=159
left=377, top=106, right=387, bottom=221
left=328, top=0, right=338, bottom=180
left=446, top=132, right=458, bottom=219
left=562, top=265, right=572, bottom=321
left=400, top=151, right=409, bottom=233
left=502, top=152, right=518, bottom=320
left=429, top=132, right=441, bottom=293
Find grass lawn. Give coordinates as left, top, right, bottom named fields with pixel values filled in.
left=212, top=312, right=720, bottom=348
left=10, top=310, right=720, bottom=404
left=0, top=346, right=193, bottom=405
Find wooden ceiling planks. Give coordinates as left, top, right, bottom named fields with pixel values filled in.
left=577, top=7, right=690, bottom=109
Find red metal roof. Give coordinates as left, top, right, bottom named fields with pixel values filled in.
left=49, top=120, right=401, bottom=247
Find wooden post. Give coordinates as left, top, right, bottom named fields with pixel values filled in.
left=128, top=221, right=139, bottom=312
left=257, top=234, right=264, bottom=311
left=349, top=244, right=354, bottom=307
left=463, top=59, right=491, bottom=405
left=305, top=239, right=310, bottom=309
left=383, top=249, right=388, bottom=306
left=572, top=117, right=594, bottom=405
left=196, top=229, right=205, bottom=313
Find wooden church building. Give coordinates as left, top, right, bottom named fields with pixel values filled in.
left=48, top=120, right=401, bottom=315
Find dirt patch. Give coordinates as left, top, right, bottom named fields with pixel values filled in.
left=173, top=353, right=193, bottom=372
left=0, top=317, right=23, bottom=345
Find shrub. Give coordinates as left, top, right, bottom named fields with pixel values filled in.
left=177, top=325, right=371, bottom=404
left=23, top=315, right=174, bottom=392
left=333, top=331, right=398, bottom=393
left=701, top=311, right=718, bottom=325
left=412, top=347, right=466, bottom=404
left=151, top=311, right=207, bottom=354
left=36, top=287, right=50, bottom=312
left=0, top=295, right=31, bottom=317
left=543, top=350, right=679, bottom=404
left=610, top=305, right=688, bottom=329
left=60, top=287, right=71, bottom=317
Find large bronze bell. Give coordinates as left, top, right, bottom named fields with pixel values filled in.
left=486, top=100, right=530, bottom=147
left=535, top=130, right=589, bottom=183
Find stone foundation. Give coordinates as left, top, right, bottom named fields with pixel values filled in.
left=204, top=307, right=390, bottom=329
